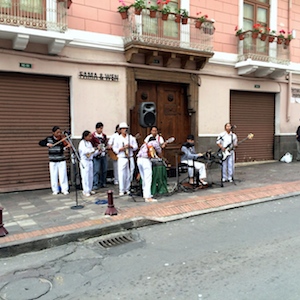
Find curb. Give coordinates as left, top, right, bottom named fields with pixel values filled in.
left=1, top=191, right=299, bottom=258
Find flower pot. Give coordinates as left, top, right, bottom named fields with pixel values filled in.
left=252, top=32, right=259, bottom=39
left=175, top=14, right=181, bottom=23
left=135, top=7, right=143, bottom=15
left=284, top=39, right=291, bottom=46
left=260, top=34, right=267, bottom=41
left=149, top=10, right=156, bottom=18
left=119, top=11, right=128, bottom=20
left=195, top=20, right=202, bottom=29
left=161, top=13, right=169, bottom=21
left=181, top=17, right=188, bottom=25
left=277, top=37, right=283, bottom=44
left=238, top=34, right=245, bottom=40
left=268, top=36, right=275, bottom=43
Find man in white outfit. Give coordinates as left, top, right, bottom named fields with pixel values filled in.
left=113, top=122, right=138, bottom=196
left=216, top=123, right=238, bottom=182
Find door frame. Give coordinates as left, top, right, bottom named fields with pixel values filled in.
left=126, top=67, right=199, bottom=146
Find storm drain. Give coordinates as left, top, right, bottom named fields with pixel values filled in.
left=98, top=232, right=135, bottom=248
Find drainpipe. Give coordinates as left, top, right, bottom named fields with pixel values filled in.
left=287, top=72, right=292, bottom=122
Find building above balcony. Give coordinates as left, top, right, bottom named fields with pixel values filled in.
left=121, top=8, right=215, bottom=70
left=235, top=31, right=290, bottom=79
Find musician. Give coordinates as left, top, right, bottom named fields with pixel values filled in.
left=39, top=126, right=70, bottom=195
left=90, top=122, right=108, bottom=189
left=216, top=123, right=238, bottom=182
left=107, top=124, right=121, bottom=185
left=144, top=126, right=166, bottom=149
left=296, top=124, right=300, bottom=161
left=113, top=122, right=138, bottom=196
left=181, top=134, right=207, bottom=186
left=78, top=130, right=100, bottom=197
left=137, top=136, right=162, bottom=203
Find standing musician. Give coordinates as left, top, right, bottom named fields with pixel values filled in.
left=113, top=122, right=138, bottom=196
left=78, top=130, right=101, bottom=197
left=39, top=126, right=70, bottom=195
left=144, top=126, right=166, bottom=149
left=90, top=122, right=108, bottom=189
left=181, top=134, right=207, bottom=186
left=107, top=124, right=121, bottom=185
left=137, top=136, right=162, bottom=203
left=216, top=123, right=238, bottom=182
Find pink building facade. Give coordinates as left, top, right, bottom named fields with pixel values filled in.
left=0, top=0, right=299, bottom=191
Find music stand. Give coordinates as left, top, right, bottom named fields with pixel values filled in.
left=64, top=132, right=84, bottom=210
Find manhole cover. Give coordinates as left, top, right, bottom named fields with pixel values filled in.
left=0, top=277, right=52, bottom=300
left=98, top=232, right=135, bottom=248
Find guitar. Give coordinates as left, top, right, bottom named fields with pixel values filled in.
left=219, top=133, right=254, bottom=161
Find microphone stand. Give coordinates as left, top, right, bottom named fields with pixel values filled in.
left=64, top=132, right=84, bottom=209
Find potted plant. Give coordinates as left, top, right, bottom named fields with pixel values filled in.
left=174, top=8, right=181, bottom=23
left=133, top=0, right=145, bottom=15
left=180, top=8, right=189, bottom=25
left=117, top=0, right=130, bottom=19
left=277, top=29, right=285, bottom=44
left=267, top=29, right=276, bottom=43
left=260, top=27, right=268, bottom=41
left=149, top=2, right=159, bottom=18
left=195, top=12, right=208, bottom=28
left=252, top=23, right=262, bottom=39
left=284, top=31, right=293, bottom=46
left=235, top=26, right=245, bottom=40
left=160, top=0, right=171, bottom=21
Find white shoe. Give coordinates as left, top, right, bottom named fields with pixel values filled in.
left=200, top=180, right=208, bottom=186
left=119, top=192, right=124, bottom=196
left=114, top=181, right=119, bottom=185
left=126, top=190, right=131, bottom=195
left=228, top=178, right=233, bottom=182
left=52, top=192, right=59, bottom=195
left=91, top=190, right=96, bottom=195
left=222, top=178, right=227, bottom=182
left=145, top=198, right=158, bottom=203
left=63, top=191, right=69, bottom=195
left=82, top=191, right=91, bottom=197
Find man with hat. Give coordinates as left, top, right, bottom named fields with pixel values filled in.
left=113, top=122, right=138, bottom=196
left=181, top=134, right=207, bottom=186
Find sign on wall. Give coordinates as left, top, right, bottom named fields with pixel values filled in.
left=79, top=72, right=119, bottom=81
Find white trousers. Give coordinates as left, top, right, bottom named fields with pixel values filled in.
left=49, top=161, right=69, bottom=193
left=118, top=157, right=135, bottom=193
left=113, top=160, right=119, bottom=183
left=80, top=159, right=93, bottom=194
left=137, top=157, right=153, bottom=199
left=222, top=152, right=235, bottom=180
left=182, top=160, right=206, bottom=180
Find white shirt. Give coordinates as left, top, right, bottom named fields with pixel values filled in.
left=78, top=140, right=99, bottom=161
left=216, top=131, right=238, bottom=149
left=108, top=132, right=119, bottom=146
left=113, top=134, right=138, bottom=158
left=144, top=134, right=165, bottom=146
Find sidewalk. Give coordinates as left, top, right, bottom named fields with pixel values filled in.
left=1, top=161, right=300, bottom=258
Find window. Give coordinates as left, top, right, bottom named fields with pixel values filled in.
left=244, top=0, right=270, bottom=53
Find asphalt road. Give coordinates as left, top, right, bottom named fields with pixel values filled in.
left=1, top=195, right=300, bottom=300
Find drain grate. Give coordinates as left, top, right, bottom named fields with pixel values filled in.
left=98, top=232, right=135, bottom=248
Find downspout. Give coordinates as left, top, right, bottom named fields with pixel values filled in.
left=286, top=0, right=292, bottom=122
left=287, top=72, right=292, bottom=122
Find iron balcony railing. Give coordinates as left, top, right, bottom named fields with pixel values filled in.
left=237, top=31, right=290, bottom=65
left=0, top=0, right=68, bottom=32
left=122, top=8, right=214, bottom=53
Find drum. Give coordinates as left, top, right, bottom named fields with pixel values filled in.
left=151, top=158, right=164, bottom=167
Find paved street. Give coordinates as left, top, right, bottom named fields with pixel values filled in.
left=1, top=161, right=300, bottom=258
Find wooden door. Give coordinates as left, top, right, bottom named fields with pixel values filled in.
left=130, top=81, right=190, bottom=166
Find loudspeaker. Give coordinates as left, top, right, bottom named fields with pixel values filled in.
left=139, top=102, right=156, bottom=128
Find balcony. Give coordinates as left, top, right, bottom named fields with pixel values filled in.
left=0, top=0, right=71, bottom=54
left=235, top=31, right=291, bottom=79
left=121, top=8, right=215, bottom=70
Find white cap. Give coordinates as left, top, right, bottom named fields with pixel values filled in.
left=119, top=122, right=129, bottom=129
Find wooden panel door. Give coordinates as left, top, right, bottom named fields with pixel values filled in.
left=130, top=80, right=190, bottom=166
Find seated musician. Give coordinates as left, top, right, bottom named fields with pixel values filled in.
left=137, top=136, right=162, bottom=203
left=181, top=134, right=208, bottom=186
